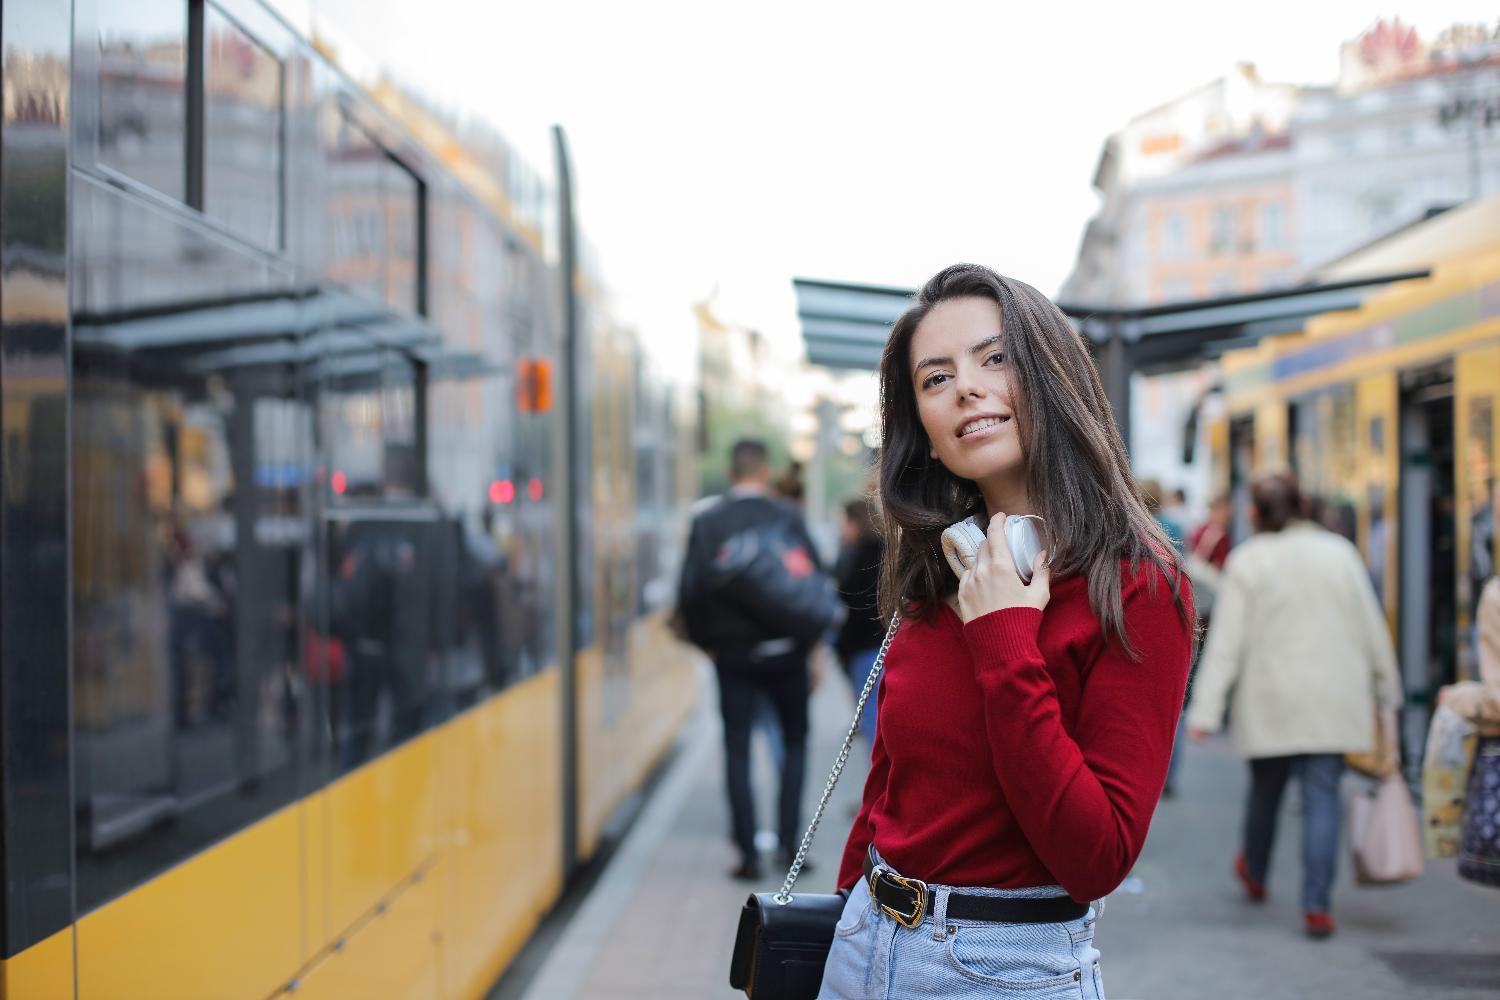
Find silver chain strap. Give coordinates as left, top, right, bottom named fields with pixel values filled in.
left=774, top=613, right=902, bottom=905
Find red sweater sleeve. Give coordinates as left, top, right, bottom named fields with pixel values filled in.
left=837, top=685, right=892, bottom=891
left=960, top=571, right=1191, bottom=902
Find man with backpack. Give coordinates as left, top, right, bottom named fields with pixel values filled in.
left=678, top=438, right=839, bottom=880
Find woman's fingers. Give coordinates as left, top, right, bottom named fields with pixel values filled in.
left=982, top=511, right=1016, bottom=576
left=1030, top=550, right=1051, bottom=602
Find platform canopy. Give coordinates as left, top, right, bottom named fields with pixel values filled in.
left=794, top=270, right=1428, bottom=444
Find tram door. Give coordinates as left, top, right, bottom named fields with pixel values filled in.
left=1227, top=415, right=1256, bottom=544
left=1455, top=345, right=1500, bottom=683
left=1396, top=364, right=1457, bottom=764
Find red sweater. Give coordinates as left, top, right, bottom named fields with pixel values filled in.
left=836, top=559, right=1192, bottom=904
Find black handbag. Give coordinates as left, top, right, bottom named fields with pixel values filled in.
left=728, top=615, right=901, bottom=998
left=711, top=519, right=846, bottom=644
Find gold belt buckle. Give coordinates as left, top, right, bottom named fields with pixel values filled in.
left=870, top=868, right=928, bottom=928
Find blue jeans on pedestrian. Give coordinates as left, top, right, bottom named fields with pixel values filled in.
left=820, top=880, right=1103, bottom=999
left=1243, top=753, right=1343, bottom=914
left=845, top=647, right=881, bottom=745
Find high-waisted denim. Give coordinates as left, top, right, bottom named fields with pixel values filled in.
left=819, top=879, right=1104, bottom=999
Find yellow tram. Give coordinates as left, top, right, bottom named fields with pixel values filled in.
left=1210, top=228, right=1500, bottom=750
left=0, top=0, right=700, bottom=996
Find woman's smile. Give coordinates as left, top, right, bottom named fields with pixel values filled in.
left=955, top=413, right=1011, bottom=441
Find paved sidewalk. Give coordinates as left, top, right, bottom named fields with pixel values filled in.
left=516, top=662, right=1500, bottom=999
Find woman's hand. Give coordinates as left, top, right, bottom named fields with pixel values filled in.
left=956, top=512, right=1051, bottom=624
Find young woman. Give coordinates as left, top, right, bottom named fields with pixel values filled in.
left=820, top=264, right=1193, bottom=1000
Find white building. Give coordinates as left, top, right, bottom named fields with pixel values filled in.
left=1063, top=19, right=1500, bottom=309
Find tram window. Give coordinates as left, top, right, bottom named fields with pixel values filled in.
left=382, top=158, right=422, bottom=316
left=326, top=111, right=387, bottom=306
left=321, top=514, right=444, bottom=773
left=97, top=0, right=188, bottom=200
left=321, top=348, right=425, bottom=503
left=325, top=107, right=425, bottom=316
left=203, top=4, right=283, bottom=249
left=1465, top=397, right=1495, bottom=630
left=72, top=331, right=312, bottom=912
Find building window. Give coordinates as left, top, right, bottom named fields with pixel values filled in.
left=1209, top=273, right=1238, bottom=297
left=204, top=4, right=283, bottom=249
left=1261, top=201, right=1286, bottom=251
left=1159, top=278, right=1193, bottom=302
left=97, top=0, right=188, bottom=200
left=1160, top=212, right=1188, bottom=261
left=325, top=107, right=425, bottom=316
left=1210, top=205, right=1235, bottom=255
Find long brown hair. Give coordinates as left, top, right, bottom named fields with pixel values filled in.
left=875, top=264, right=1187, bottom=657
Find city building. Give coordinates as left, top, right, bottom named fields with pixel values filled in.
left=1062, top=18, right=1500, bottom=309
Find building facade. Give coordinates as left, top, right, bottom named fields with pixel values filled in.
left=1063, top=19, right=1500, bottom=309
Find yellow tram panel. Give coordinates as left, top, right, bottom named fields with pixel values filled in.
left=438, top=670, right=563, bottom=1000
left=75, top=803, right=302, bottom=1000
left=0, top=927, right=72, bottom=1000
left=291, top=866, right=440, bottom=1000
left=1354, top=373, right=1399, bottom=627
left=324, top=732, right=440, bottom=943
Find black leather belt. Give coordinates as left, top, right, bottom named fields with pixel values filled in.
left=863, top=848, right=1088, bottom=928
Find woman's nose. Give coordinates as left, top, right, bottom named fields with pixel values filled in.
left=951, top=367, right=987, bottom=401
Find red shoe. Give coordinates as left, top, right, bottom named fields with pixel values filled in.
left=1304, top=912, right=1336, bottom=939
left=1233, top=853, right=1266, bottom=902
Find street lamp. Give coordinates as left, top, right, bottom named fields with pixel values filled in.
left=1437, top=87, right=1500, bottom=200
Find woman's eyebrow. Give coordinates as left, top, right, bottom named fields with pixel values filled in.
left=912, top=352, right=951, bottom=376
left=912, top=334, right=1004, bottom=377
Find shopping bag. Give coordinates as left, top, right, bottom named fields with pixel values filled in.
left=1457, top=737, right=1500, bottom=889
left=1346, top=706, right=1398, bottom=780
left=1350, top=772, right=1424, bottom=885
left=1421, top=705, right=1477, bottom=858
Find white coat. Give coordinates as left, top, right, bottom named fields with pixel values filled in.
left=1185, top=522, right=1402, bottom=759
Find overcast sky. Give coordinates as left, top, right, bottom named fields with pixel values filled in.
left=317, top=2, right=1496, bottom=372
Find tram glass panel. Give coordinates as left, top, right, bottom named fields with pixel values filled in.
left=1290, top=387, right=1358, bottom=542
left=382, top=157, right=421, bottom=316
left=323, top=106, right=422, bottom=317
left=72, top=319, right=313, bottom=912
left=324, top=109, right=387, bottom=307
left=203, top=4, right=283, bottom=248
left=97, top=0, right=187, bottom=200
left=1463, top=395, right=1495, bottom=668
left=317, top=347, right=447, bottom=772
left=427, top=368, right=533, bottom=700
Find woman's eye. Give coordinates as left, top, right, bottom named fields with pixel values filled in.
left=985, top=351, right=1006, bottom=366
left=921, top=372, right=949, bottom=390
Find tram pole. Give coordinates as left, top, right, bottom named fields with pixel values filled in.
left=553, top=124, right=581, bottom=878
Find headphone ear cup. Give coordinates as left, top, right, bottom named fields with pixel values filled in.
left=940, top=517, right=986, bottom=578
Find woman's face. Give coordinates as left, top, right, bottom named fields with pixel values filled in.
left=909, top=296, right=1025, bottom=486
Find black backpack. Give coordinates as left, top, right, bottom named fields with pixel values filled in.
left=709, top=517, right=845, bottom=645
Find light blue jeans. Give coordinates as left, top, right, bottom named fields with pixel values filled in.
left=820, top=880, right=1104, bottom=999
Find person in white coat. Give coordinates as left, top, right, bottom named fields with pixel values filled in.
left=1187, top=471, right=1401, bottom=939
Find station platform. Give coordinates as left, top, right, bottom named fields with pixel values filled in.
left=494, top=659, right=1500, bottom=1000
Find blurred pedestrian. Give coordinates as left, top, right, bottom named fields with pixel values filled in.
left=821, top=265, right=1192, bottom=999
left=1186, top=471, right=1402, bottom=939
left=1165, top=487, right=1191, bottom=535
left=678, top=439, right=825, bottom=881
left=1187, top=493, right=1232, bottom=573
left=1438, top=575, right=1500, bottom=887
left=834, top=496, right=885, bottom=743
left=1440, top=576, right=1500, bottom=729
left=1161, top=493, right=1234, bottom=796
left=1140, top=477, right=1185, bottom=554
left=774, top=461, right=806, bottom=507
